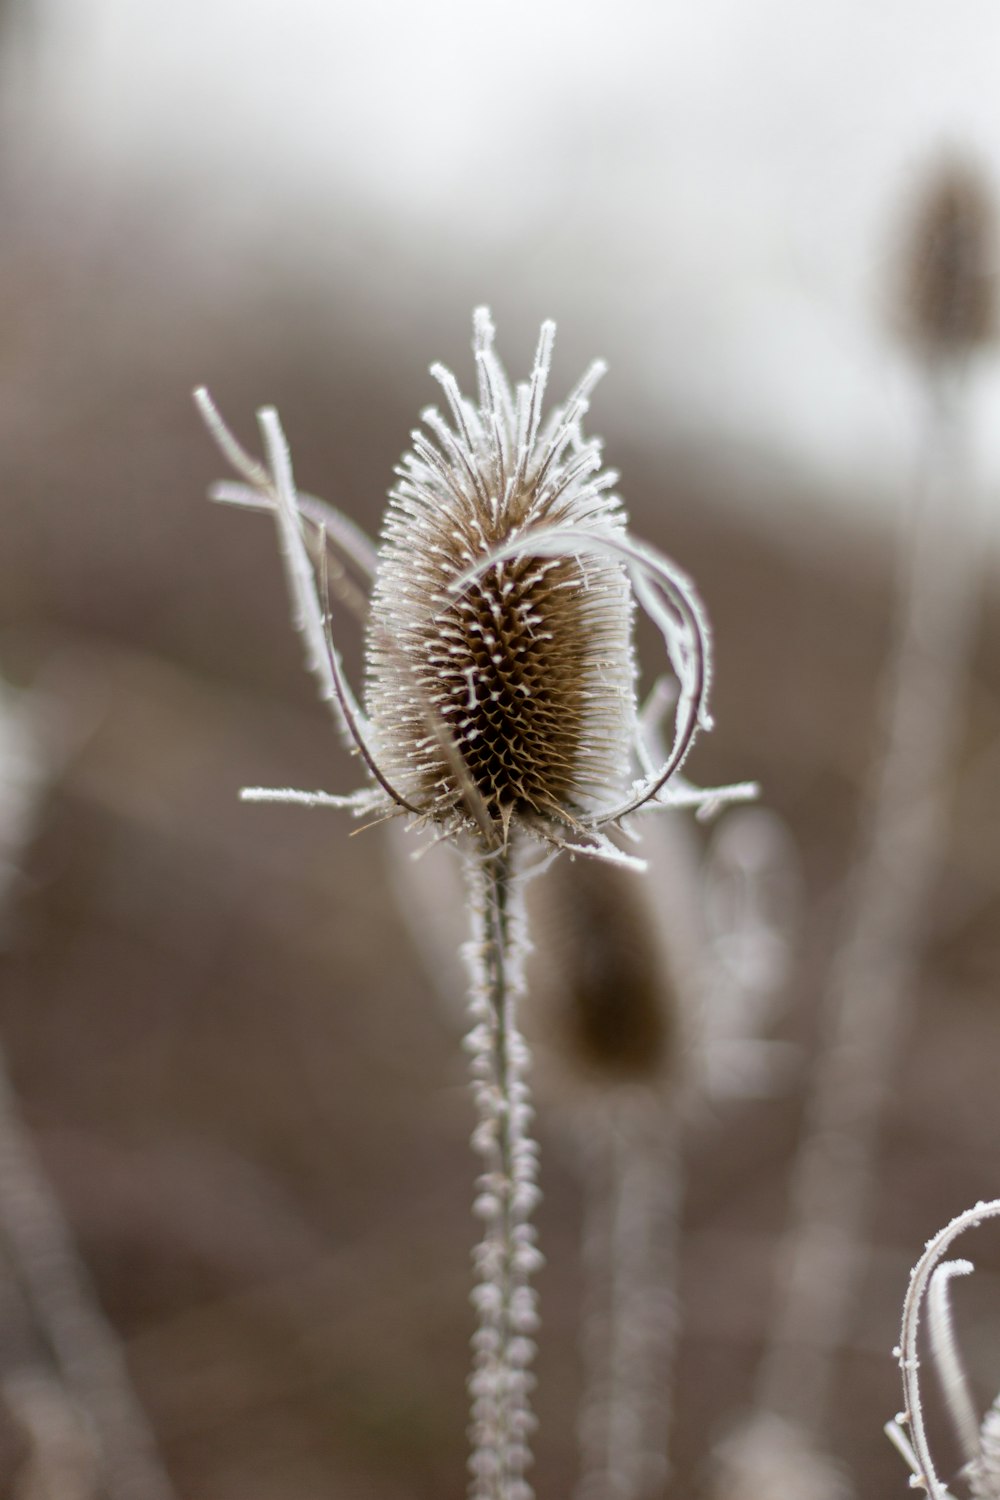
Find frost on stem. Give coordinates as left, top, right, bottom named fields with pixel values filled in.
left=887, top=1200, right=1000, bottom=1500
left=463, top=847, right=541, bottom=1500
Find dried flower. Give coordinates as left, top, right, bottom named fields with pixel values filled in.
left=195, top=309, right=748, bottom=865
left=364, top=310, right=636, bottom=847
left=194, top=311, right=749, bottom=1500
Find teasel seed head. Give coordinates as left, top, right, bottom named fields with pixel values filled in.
left=196, top=309, right=741, bottom=867
left=899, top=155, right=997, bottom=363
left=363, top=309, right=636, bottom=849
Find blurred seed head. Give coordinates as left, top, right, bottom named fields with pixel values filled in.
left=364, top=309, right=636, bottom=848
left=524, top=848, right=692, bottom=1104
left=899, top=155, right=997, bottom=362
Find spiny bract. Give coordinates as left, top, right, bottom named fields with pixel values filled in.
left=364, top=309, right=635, bottom=847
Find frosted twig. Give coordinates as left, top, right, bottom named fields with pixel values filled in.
left=928, top=1260, right=981, bottom=1466
left=208, top=480, right=378, bottom=580
left=889, top=1200, right=1000, bottom=1498
left=239, top=786, right=376, bottom=809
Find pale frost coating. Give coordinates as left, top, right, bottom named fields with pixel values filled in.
left=887, top=1199, right=1000, bottom=1500
left=365, top=308, right=635, bottom=846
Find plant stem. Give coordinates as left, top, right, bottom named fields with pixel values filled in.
left=755, top=372, right=982, bottom=1434
left=0, top=1067, right=176, bottom=1500
left=576, top=1106, right=682, bottom=1500
left=463, top=844, right=541, bottom=1500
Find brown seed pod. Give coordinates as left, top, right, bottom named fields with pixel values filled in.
left=364, top=311, right=636, bottom=848
left=899, top=155, right=997, bottom=361
left=524, top=828, right=702, bottom=1103
left=195, top=309, right=728, bottom=866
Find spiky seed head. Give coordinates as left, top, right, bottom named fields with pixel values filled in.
left=900, top=156, right=997, bottom=361
left=363, top=310, right=636, bottom=847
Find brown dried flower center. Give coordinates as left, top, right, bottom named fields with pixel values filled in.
left=424, top=556, right=592, bottom=819
left=363, top=312, right=636, bottom=840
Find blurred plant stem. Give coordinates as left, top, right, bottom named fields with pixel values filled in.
left=575, top=1106, right=681, bottom=1500
left=754, top=366, right=984, bottom=1437
left=0, top=1063, right=177, bottom=1500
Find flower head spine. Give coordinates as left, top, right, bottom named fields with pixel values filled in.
left=364, top=309, right=636, bottom=850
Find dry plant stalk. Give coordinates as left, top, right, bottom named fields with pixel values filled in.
left=196, top=309, right=746, bottom=1497
left=887, top=1199, right=1000, bottom=1499
left=0, top=1069, right=176, bottom=1500
left=526, top=841, right=695, bottom=1500
left=747, top=156, right=997, bottom=1473
left=0, top=681, right=175, bottom=1500
left=574, top=1109, right=683, bottom=1500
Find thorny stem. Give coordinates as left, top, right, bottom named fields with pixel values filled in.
left=463, top=845, right=541, bottom=1500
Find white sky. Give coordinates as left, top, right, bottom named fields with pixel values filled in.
left=13, top=0, right=1000, bottom=527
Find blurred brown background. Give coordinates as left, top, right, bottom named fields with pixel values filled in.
left=1, top=3, right=999, bottom=1497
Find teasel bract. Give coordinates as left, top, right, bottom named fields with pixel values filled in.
left=195, top=310, right=747, bottom=1500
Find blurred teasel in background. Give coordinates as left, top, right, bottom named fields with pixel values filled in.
left=720, top=152, right=999, bottom=1500
left=524, top=840, right=696, bottom=1500
left=900, top=156, right=997, bottom=371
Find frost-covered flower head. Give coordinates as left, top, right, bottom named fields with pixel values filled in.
left=365, top=309, right=635, bottom=847
left=196, top=310, right=747, bottom=864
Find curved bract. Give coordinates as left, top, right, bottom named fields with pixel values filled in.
left=887, top=1199, right=1000, bottom=1500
